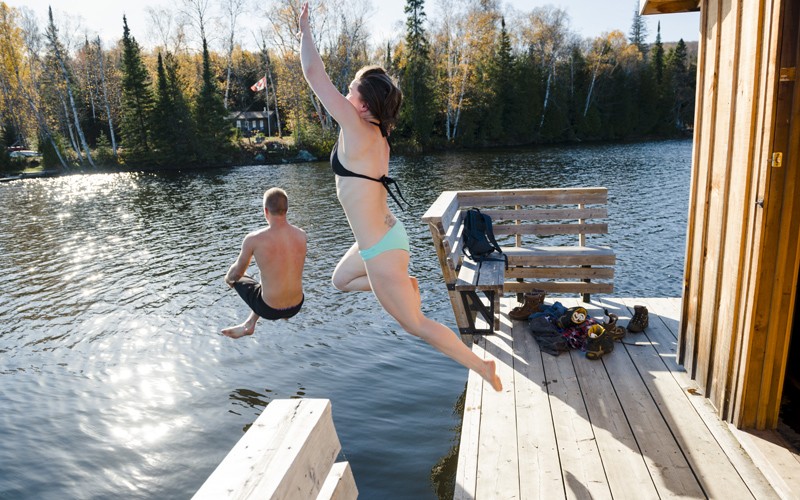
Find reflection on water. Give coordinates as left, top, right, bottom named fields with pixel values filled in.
left=0, top=140, right=691, bottom=499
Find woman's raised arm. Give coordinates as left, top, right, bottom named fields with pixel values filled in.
left=298, top=2, right=360, bottom=127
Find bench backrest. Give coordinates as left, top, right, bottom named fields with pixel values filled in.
left=422, top=187, right=609, bottom=284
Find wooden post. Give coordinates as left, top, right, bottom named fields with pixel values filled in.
left=515, top=203, right=523, bottom=303
left=579, top=202, right=591, bottom=302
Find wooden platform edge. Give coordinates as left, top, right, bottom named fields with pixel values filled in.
left=193, top=398, right=355, bottom=500
left=317, top=461, right=358, bottom=500
left=728, top=426, right=800, bottom=500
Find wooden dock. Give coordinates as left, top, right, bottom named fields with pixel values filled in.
left=456, top=296, right=800, bottom=499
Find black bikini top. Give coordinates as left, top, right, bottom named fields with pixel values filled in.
left=330, top=135, right=408, bottom=210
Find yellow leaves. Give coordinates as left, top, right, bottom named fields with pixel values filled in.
left=587, top=30, right=640, bottom=73
left=522, top=5, right=571, bottom=65
left=431, top=2, right=498, bottom=112
left=0, top=2, right=24, bottom=74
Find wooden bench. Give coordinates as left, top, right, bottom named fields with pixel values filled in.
left=422, top=187, right=615, bottom=335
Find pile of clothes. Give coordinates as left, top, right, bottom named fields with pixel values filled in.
left=527, top=302, right=617, bottom=359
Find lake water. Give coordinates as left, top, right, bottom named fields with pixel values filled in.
left=0, top=139, right=692, bottom=499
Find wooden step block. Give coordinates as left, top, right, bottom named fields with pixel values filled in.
left=193, top=399, right=341, bottom=500
left=316, top=462, right=358, bottom=500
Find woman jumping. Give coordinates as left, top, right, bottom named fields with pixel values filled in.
left=298, top=2, right=501, bottom=391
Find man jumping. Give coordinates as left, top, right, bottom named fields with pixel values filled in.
left=222, top=187, right=307, bottom=338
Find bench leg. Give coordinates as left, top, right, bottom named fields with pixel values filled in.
left=582, top=265, right=591, bottom=303
left=458, top=290, right=497, bottom=335
left=493, top=291, right=501, bottom=331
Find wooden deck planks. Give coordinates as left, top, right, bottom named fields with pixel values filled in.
left=581, top=299, right=704, bottom=499
left=456, top=297, right=782, bottom=499
left=566, top=355, right=659, bottom=498
left=511, top=309, right=566, bottom=499
left=586, top=299, right=706, bottom=499
left=475, top=313, right=521, bottom=499
left=539, top=336, right=609, bottom=499
left=454, top=336, right=486, bottom=500
left=618, top=297, right=774, bottom=499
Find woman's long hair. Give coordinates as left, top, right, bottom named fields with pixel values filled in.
left=354, top=66, right=402, bottom=137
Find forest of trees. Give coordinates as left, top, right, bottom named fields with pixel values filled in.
left=0, top=0, right=696, bottom=170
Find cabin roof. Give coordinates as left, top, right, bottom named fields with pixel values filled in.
left=227, top=110, right=273, bottom=120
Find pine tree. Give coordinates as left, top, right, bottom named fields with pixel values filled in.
left=399, top=0, right=435, bottom=144
left=651, top=21, right=664, bottom=84
left=485, top=17, right=514, bottom=142
left=0, top=122, right=11, bottom=170
left=666, top=39, right=694, bottom=131
left=193, top=37, right=233, bottom=165
left=164, top=53, right=195, bottom=162
left=120, top=15, right=154, bottom=162
left=629, top=3, right=648, bottom=55
left=151, top=52, right=195, bottom=164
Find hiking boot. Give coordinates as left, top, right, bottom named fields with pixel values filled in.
left=509, top=290, right=546, bottom=320
left=556, top=306, right=587, bottom=329
left=627, top=305, right=649, bottom=333
left=585, top=325, right=614, bottom=360
left=602, top=309, right=626, bottom=341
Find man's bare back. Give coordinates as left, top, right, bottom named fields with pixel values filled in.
left=248, top=224, right=306, bottom=309
left=222, top=188, right=307, bottom=338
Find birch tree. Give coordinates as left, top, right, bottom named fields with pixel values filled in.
left=146, top=6, right=188, bottom=55
left=322, top=0, right=370, bottom=94
left=95, top=37, right=117, bottom=156
left=432, top=0, right=468, bottom=141
left=45, top=7, right=94, bottom=166
left=262, top=1, right=336, bottom=134
left=180, top=0, right=214, bottom=49
left=583, top=30, right=639, bottom=117
left=522, top=6, right=571, bottom=131
left=220, top=0, right=247, bottom=109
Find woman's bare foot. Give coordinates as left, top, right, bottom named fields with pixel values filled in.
left=482, top=359, right=503, bottom=391
left=222, top=323, right=255, bottom=339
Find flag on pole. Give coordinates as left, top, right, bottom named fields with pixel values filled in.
left=250, top=76, right=267, bottom=92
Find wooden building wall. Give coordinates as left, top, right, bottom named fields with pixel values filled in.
left=680, top=0, right=799, bottom=429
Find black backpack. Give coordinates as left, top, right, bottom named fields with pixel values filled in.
left=462, top=208, right=508, bottom=268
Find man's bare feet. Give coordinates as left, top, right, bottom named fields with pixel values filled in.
left=482, top=359, right=503, bottom=391
left=410, top=276, right=420, bottom=307
left=221, top=323, right=255, bottom=339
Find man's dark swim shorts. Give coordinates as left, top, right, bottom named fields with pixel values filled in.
left=233, top=276, right=304, bottom=320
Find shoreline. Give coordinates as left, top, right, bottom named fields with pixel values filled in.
left=1, top=136, right=693, bottom=183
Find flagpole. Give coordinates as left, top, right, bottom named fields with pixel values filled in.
left=267, top=63, right=281, bottom=138
left=265, top=71, right=271, bottom=137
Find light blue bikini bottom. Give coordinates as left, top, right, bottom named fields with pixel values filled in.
left=359, top=220, right=410, bottom=261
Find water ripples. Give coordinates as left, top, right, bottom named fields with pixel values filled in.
left=0, top=140, right=691, bottom=499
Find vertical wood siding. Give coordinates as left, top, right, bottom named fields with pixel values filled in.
left=679, top=0, right=789, bottom=427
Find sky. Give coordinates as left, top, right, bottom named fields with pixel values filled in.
left=6, top=0, right=700, bottom=51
